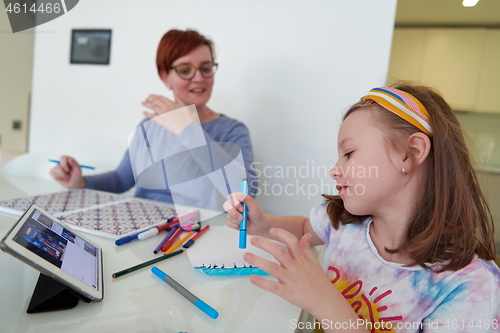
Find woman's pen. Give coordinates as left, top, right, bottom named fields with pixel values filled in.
left=48, top=159, right=95, bottom=170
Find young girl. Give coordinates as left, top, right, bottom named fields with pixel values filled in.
left=225, top=82, right=500, bottom=332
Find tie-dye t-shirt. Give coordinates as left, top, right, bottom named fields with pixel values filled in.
left=310, top=203, right=500, bottom=333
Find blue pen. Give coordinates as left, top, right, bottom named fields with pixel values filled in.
left=239, top=178, right=248, bottom=249
left=115, top=227, right=155, bottom=246
left=49, top=159, right=95, bottom=170
left=115, top=233, right=140, bottom=246
left=151, top=267, right=218, bottom=319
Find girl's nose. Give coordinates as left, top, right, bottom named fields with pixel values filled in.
left=330, top=166, right=341, bottom=179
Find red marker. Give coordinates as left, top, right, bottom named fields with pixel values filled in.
left=158, top=220, right=180, bottom=232
left=137, top=220, right=180, bottom=241
left=154, top=226, right=179, bottom=254
left=183, top=225, right=210, bottom=249
left=160, top=228, right=183, bottom=252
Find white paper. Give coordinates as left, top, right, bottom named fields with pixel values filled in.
left=186, top=226, right=276, bottom=269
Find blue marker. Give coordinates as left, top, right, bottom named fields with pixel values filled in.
left=49, top=159, right=95, bottom=170
left=151, top=267, right=218, bottom=319
left=115, top=233, right=140, bottom=246
left=239, top=178, right=248, bottom=249
left=115, top=227, right=155, bottom=246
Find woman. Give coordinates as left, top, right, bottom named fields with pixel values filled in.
left=50, top=29, right=258, bottom=210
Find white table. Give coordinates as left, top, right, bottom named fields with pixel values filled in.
left=0, top=175, right=303, bottom=332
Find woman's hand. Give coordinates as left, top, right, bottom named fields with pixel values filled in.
left=49, top=155, right=86, bottom=188
left=142, top=94, right=185, bottom=119
left=142, top=94, right=196, bottom=135
left=245, top=228, right=338, bottom=316
left=223, top=192, right=270, bottom=238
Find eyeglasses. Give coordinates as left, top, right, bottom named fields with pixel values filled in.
left=170, top=62, right=218, bottom=80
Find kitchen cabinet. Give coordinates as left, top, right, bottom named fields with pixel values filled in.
left=389, top=28, right=500, bottom=113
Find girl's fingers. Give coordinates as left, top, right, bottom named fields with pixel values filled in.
left=298, top=233, right=316, bottom=261
left=228, top=192, right=242, bottom=209
left=225, top=206, right=243, bottom=220
left=243, top=252, right=288, bottom=282
left=224, top=193, right=245, bottom=213
left=268, top=228, right=304, bottom=260
left=223, top=203, right=242, bottom=222
left=226, top=219, right=240, bottom=230
left=224, top=193, right=245, bottom=229
left=224, top=210, right=243, bottom=231
left=249, top=236, right=295, bottom=270
left=226, top=212, right=242, bottom=224
left=226, top=213, right=242, bottom=226
left=222, top=198, right=240, bottom=214
left=248, top=275, right=283, bottom=296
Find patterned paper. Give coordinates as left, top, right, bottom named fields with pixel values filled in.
left=0, top=189, right=122, bottom=216
left=0, top=189, right=195, bottom=240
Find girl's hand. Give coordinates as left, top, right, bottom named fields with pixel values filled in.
left=141, top=94, right=185, bottom=119
left=245, top=228, right=337, bottom=315
left=223, top=192, right=270, bottom=237
left=49, top=155, right=86, bottom=188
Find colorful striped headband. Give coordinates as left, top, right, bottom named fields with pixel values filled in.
left=360, top=87, right=433, bottom=137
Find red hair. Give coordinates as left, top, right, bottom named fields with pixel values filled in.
left=156, top=29, right=214, bottom=78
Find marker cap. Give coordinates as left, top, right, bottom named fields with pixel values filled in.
left=115, top=235, right=134, bottom=246
left=194, top=299, right=219, bottom=319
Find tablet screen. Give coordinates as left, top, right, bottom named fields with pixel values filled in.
left=12, top=208, right=100, bottom=291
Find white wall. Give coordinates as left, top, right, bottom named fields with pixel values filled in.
left=29, top=0, right=397, bottom=216
left=0, top=9, right=33, bottom=153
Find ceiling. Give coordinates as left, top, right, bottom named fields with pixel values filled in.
left=396, top=0, right=500, bottom=27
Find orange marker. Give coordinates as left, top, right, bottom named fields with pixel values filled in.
left=164, top=231, right=194, bottom=255
left=183, top=225, right=210, bottom=249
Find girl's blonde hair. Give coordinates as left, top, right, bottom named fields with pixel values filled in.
left=323, top=82, right=496, bottom=271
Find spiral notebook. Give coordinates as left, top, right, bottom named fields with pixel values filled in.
left=0, top=189, right=196, bottom=240
left=185, top=226, right=276, bottom=276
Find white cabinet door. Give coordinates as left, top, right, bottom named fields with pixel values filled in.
left=476, top=29, right=500, bottom=113
left=388, top=28, right=425, bottom=83
left=420, top=28, right=486, bottom=111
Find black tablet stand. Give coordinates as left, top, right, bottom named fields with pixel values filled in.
left=27, top=273, right=92, bottom=314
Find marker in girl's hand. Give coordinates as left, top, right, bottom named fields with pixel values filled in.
left=239, top=178, right=249, bottom=249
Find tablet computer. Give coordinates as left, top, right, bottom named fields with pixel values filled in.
left=0, top=204, right=103, bottom=302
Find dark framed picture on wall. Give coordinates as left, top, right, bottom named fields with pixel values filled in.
left=70, top=29, right=112, bottom=65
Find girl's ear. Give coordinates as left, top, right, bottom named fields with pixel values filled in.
left=159, top=70, right=171, bottom=89
left=403, top=132, right=431, bottom=172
